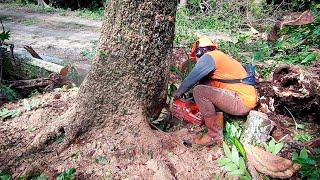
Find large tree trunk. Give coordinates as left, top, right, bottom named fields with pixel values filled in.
left=71, top=0, right=177, bottom=136
left=37, top=0, right=50, bottom=7
left=1, top=0, right=181, bottom=177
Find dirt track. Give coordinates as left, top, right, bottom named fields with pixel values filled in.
left=0, top=5, right=101, bottom=72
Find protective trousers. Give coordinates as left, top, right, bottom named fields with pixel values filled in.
left=192, top=85, right=251, bottom=145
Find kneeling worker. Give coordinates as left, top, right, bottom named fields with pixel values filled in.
left=174, top=36, right=257, bottom=146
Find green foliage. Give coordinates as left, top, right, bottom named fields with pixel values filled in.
left=0, top=98, right=41, bottom=120
left=0, top=108, right=21, bottom=120
left=95, top=156, right=108, bottom=164
left=224, top=121, right=242, bottom=141
left=264, top=139, right=284, bottom=155
left=0, top=85, right=20, bottom=101
left=167, top=83, right=177, bottom=98
left=53, top=133, right=65, bottom=144
left=224, top=122, right=246, bottom=158
left=80, top=40, right=98, bottom=60
left=293, top=133, right=313, bottom=142
left=0, top=30, right=10, bottom=42
left=170, top=60, right=194, bottom=81
left=292, top=148, right=320, bottom=179
left=56, top=168, right=75, bottom=180
left=75, top=8, right=104, bottom=20
left=273, top=12, right=320, bottom=65
left=0, top=171, right=11, bottom=180
left=174, top=7, right=197, bottom=46
left=23, top=98, right=41, bottom=111
left=170, top=66, right=184, bottom=80
left=217, top=142, right=251, bottom=179
left=35, top=174, right=47, bottom=180
left=257, top=65, right=275, bottom=80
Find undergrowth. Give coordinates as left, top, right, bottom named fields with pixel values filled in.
left=3, top=1, right=104, bottom=20
left=174, top=1, right=320, bottom=79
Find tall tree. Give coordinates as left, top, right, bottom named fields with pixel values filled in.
left=37, top=0, right=50, bottom=7
left=28, top=0, right=178, bottom=152
left=1, top=0, right=179, bottom=176
left=68, top=0, right=177, bottom=139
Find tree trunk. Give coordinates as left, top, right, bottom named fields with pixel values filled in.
left=37, top=0, right=50, bottom=7
left=70, top=0, right=177, bottom=135
left=180, top=0, right=187, bottom=6
left=1, top=0, right=182, bottom=176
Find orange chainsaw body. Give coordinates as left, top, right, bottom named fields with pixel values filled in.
left=171, top=99, right=203, bottom=126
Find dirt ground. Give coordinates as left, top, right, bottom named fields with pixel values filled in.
left=1, top=4, right=319, bottom=180
left=0, top=7, right=226, bottom=179
left=0, top=88, right=224, bottom=179
left=0, top=5, right=100, bottom=77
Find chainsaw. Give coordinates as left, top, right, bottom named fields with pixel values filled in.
left=171, top=98, right=203, bottom=126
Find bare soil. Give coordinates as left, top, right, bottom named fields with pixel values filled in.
left=0, top=7, right=225, bottom=179
left=1, top=5, right=319, bottom=180
left=0, top=88, right=224, bottom=179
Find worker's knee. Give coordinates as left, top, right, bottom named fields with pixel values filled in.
left=193, top=85, right=208, bottom=99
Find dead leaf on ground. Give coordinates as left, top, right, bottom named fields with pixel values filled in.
left=268, top=11, right=315, bottom=41
left=244, top=143, right=300, bottom=179
left=280, top=11, right=315, bottom=28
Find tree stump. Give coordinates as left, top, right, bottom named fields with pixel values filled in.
left=240, top=110, right=274, bottom=145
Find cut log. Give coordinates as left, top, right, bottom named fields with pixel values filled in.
left=14, top=49, right=66, bottom=75
left=23, top=45, right=42, bottom=59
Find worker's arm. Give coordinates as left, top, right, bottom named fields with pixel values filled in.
left=175, top=54, right=215, bottom=97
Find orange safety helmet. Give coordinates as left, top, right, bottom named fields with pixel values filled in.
left=189, top=36, right=217, bottom=61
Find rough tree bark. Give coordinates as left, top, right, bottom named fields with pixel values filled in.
left=70, top=0, right=177, bottom=137
left=27, top=0, right=178, bottom=153
left=1, top=0, right=180, bottom=176
left=37, top=0, right=50, bottom=7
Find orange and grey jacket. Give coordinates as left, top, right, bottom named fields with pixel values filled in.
left=176, top=50, right=257, bottom=109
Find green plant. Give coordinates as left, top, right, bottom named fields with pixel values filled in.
left=217, top=142, right=251, bottom=179
left=56, top=168, right=75, bottom=180
left=75, top=7, right=104, bottom=20
left=0, top=171, right=10, bottom=180
left=95, top=156, right=108, bottom=164
left=0, top=30, right=10, bottom=42
left=0, top=85, right=20, bottom=101
left=53, top=133, right=65, bottom=144
left=224, top=122, right=246, bottom=158
left=264, top=139, right=284, bottom=155
left=292, top=148, right=320, bottom=179
left=80, top=40, right=98, bottom=60
left=23, top=98, right=41, bottom=111
left=0, top=108, right=21, bottom=120
left=35, top=174, right=47, bottom=180
left=167, top=83, right=177, bottom=98
left=170, top=60, right=194, bottom=81
left=294, top=133, right=313, bottom=142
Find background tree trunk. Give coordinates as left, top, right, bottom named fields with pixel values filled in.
left=180, top=0, right=187, bottom=6
left=67, top=0, right=177, bottom=139
left=1, top=0, right=180, bottom=175
left=37, top=0, right=49, bottom=7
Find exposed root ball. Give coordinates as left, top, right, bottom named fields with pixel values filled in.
left=258, top=62, right=320, bottom=122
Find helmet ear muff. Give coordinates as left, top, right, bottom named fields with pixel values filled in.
left=195, top=48, right=205, bottom=58
left=195, top=46, right=214, bottom=58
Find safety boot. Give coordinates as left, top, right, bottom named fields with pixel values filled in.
left=193, top=112, right=224, bottom=146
